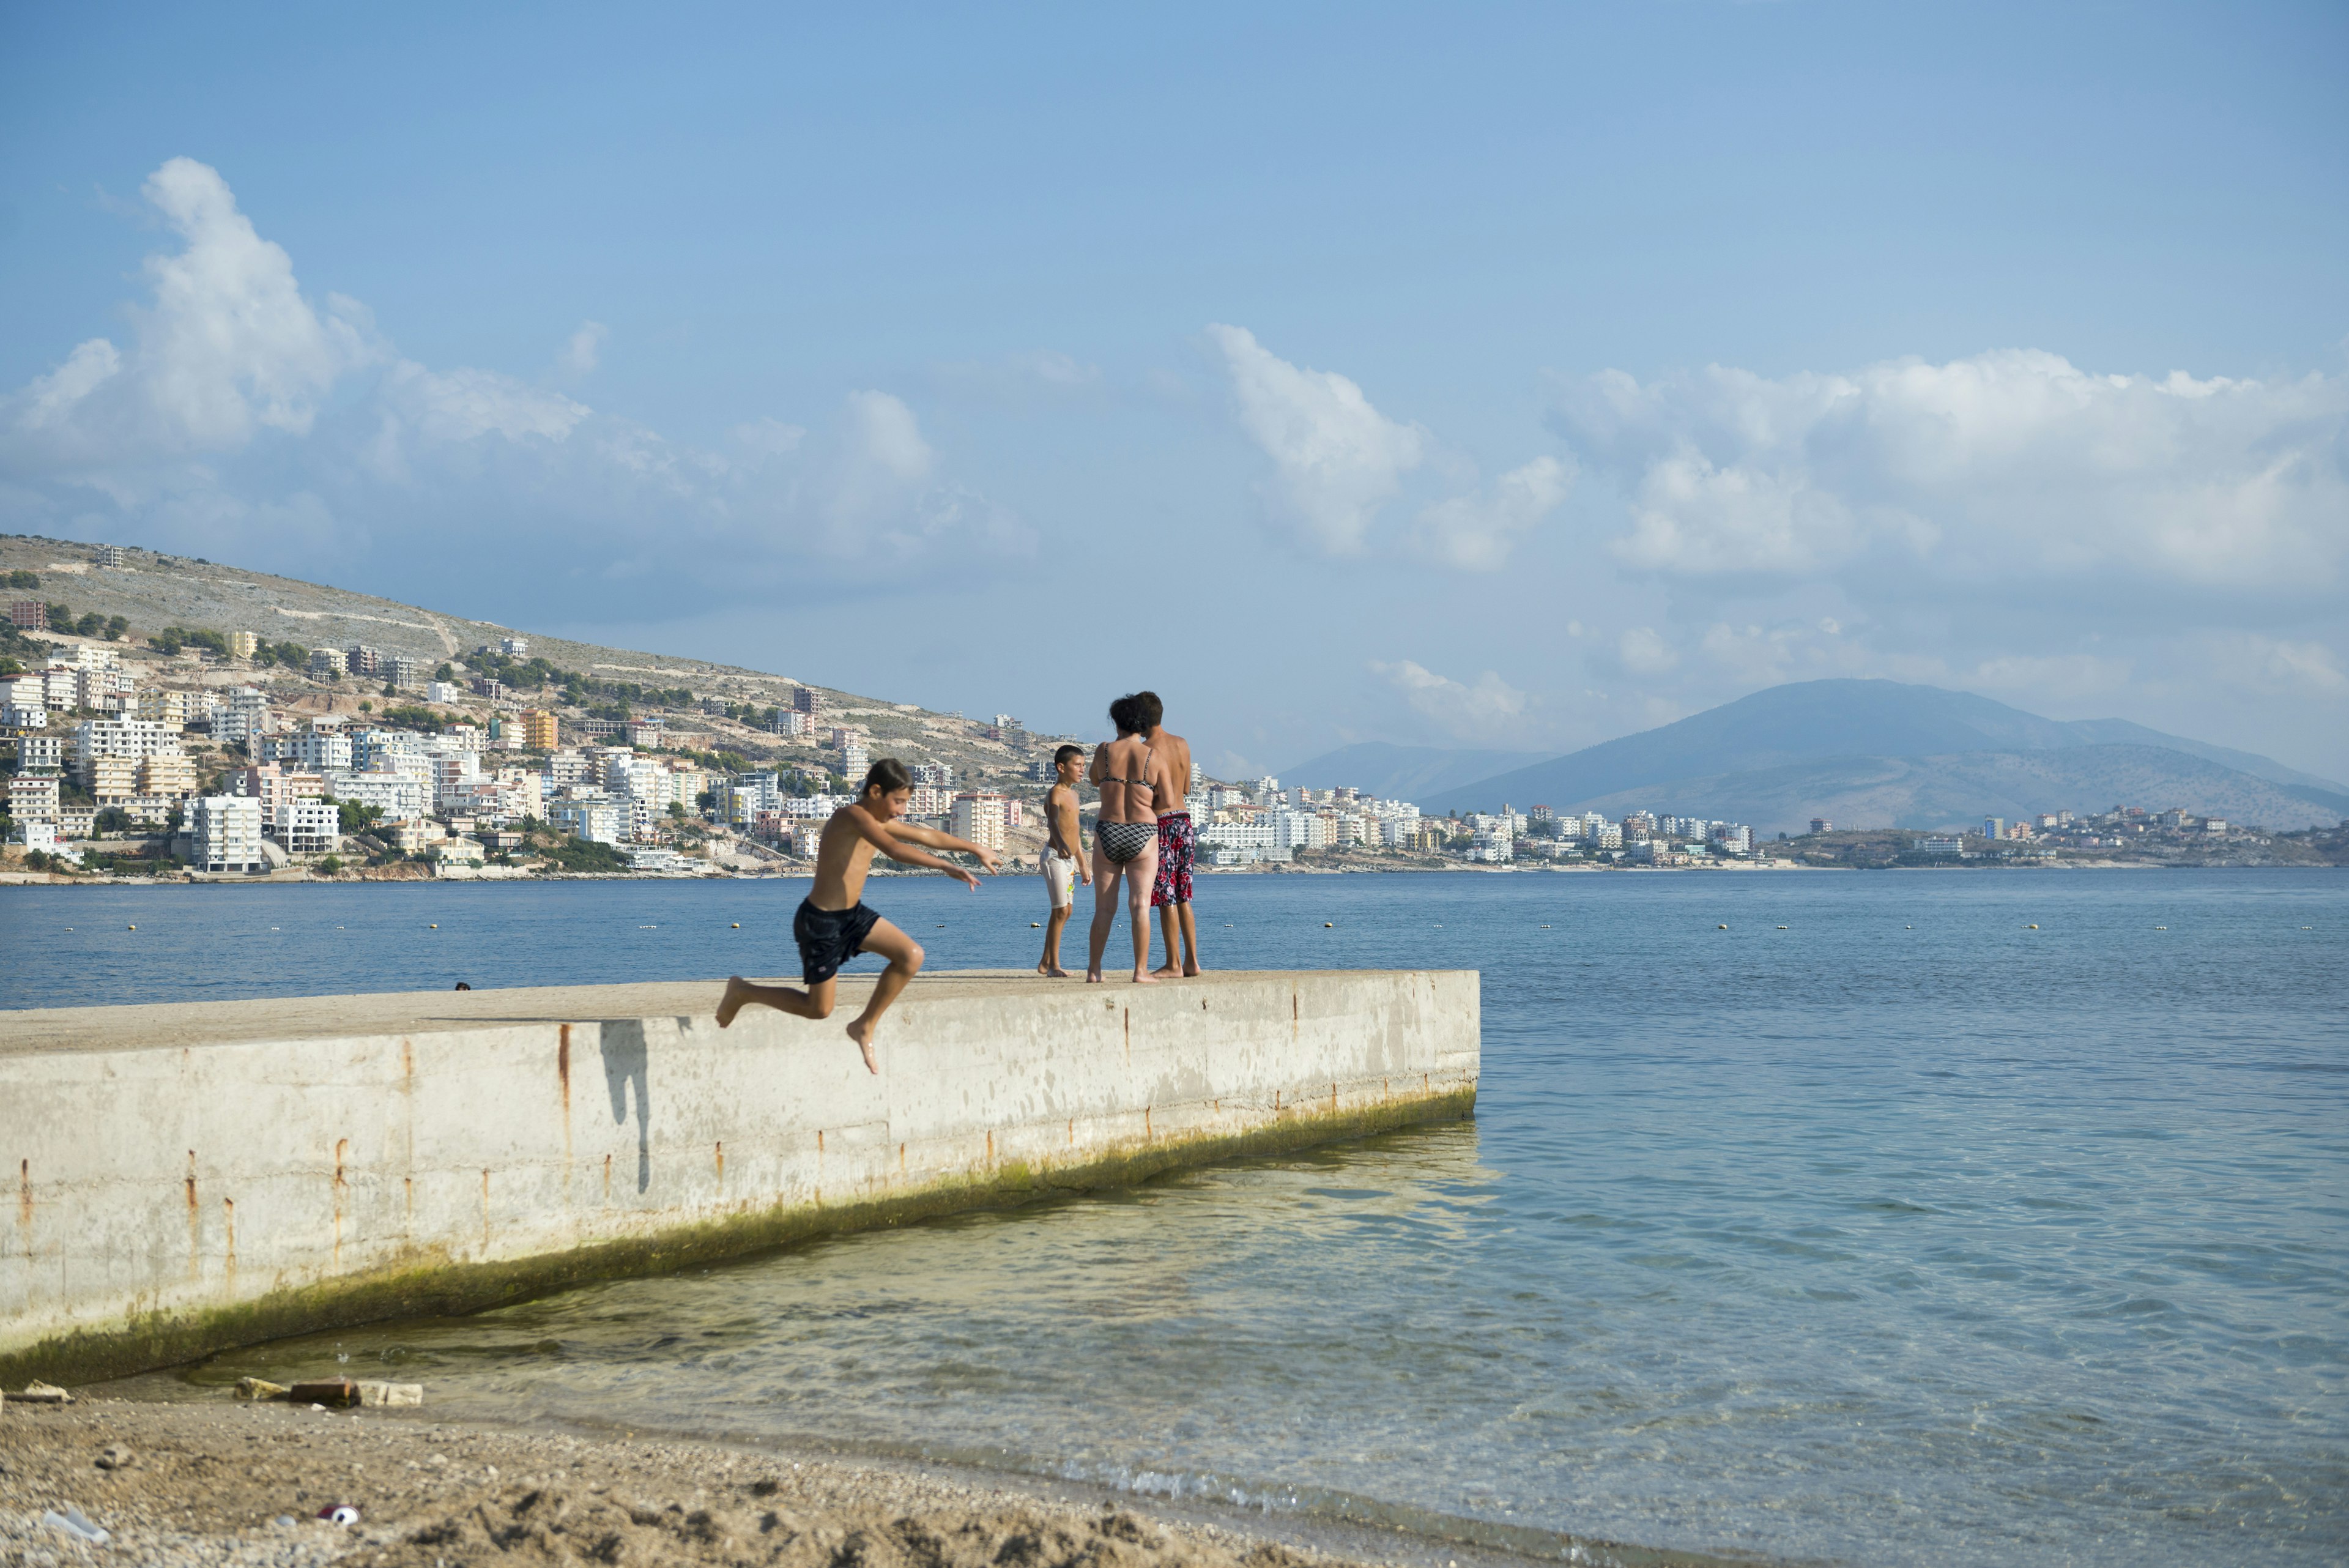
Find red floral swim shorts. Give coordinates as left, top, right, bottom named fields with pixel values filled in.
left=1152, top=811, right=1195, bottom=907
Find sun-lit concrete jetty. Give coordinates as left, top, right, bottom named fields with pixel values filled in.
left=0, top=970, right=1477, bottom=1383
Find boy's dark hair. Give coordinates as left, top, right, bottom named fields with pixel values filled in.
left=1053, top=743, right=1084, bottom=768
left=1132, top=690, right=1164, bottom=730
left=1108, top=694, right=1141, bottom=735
left=860, top=757, right=912, bottom=797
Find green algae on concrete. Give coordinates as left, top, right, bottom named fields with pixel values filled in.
left=1, top=1085, right=1475, bottom=1388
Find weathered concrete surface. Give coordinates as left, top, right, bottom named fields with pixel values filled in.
left=0, top=969, right=1477, bottom=1383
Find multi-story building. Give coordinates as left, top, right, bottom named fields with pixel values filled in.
left=308, top=647, right=347, bottom=680
left=912, top=763, right=954, bottom=789
left=500, top=636, right=529, bottom=658
left=552, top=797, right=624, bottom=845
left=768, top=708, right=812, bottom=738
left=6, top=601, right=44, bottom=630
left=135, top=688, right=216, bottom=729
left=85, top=754, right=140, bottom=803
left=345, top=644, right=386, bottom=678
left=950, top=792, right=1009, bottom=852
left=471, top=676, right=508, bottom=701
left=215, top=687, right=271, bottom=746
left=324, top=770, right=431, bottom=821
left=226, top=630, right=258, bottom=660
left=1710, top=823, right=1753, bottom=853
left=98, top=544, right=128, bottom=568
left=426, top=680, right=462, bottom=704
left=793, top=686, right=822, bottom=718
left=15, top=734, right=64, bottom=775
left=519, top=708, right=560, bottom=750
left=137, top=753, right=198, bottom=801
left=72, top=718, right=179, bottom=784
left=7, top=774, right=61, bottom=822
left=271, top=797, right=340, bottom=856
left=263, top=727, right=354, bottom=773
left=842, top=740, right=869, bottom=782
left=907, top=784, right=952, bottom=819
left=189, top=795, right=266, bottom=872
left=387, top=655, right=423, bottom=688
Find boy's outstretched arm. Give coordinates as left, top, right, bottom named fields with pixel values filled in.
left=846, top=809, right=979, bottom=885
left=886, top=820, right=1002, bottom=874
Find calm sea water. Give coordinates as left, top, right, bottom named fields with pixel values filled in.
left=7, top=871, right=2346, bottom=1566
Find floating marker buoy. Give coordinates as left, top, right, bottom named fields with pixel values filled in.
left=1905, top=925, right=1912, bottom=929
left=1540, top=924, right=1551, bottom=929
left=2155, top=926, right=2167, bottom=931
left=1324, top=921, right=1335, bottom=927
left=2027, top=924, right=2039, bottom=929
left=731, top=923, right=740, bottom=929
left=1776, top=925, right=1787, bottom=930
left=429, top=923, right=437, bottom=929
left=1718, top=924, right=1729, bottom=930
left=1031, top=921, right=1041, bottom=928
left=127, top=924, right=136, bottom=930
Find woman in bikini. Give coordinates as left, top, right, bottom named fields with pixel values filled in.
left=1087, top=693, right=1178, bottom=984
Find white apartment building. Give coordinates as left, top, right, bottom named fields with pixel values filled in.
left=215, top=688, right=272, bottom=745
left=1201, top=819, right=1275, bottom=850
left=72, top=718, right=180, bottom=786
left=308, top=647, right=347, bottom=680
left=912, top=764, right=955, bottom=789
left=500, top=636, right=529, bottom=657
left=264, top=729, right=354, bottom=773
left=15, top=735, right=64, bottom=774
left=135, top=688, right=216, bottom=729
left=951, top=792, right=1009, bottom=852
left=768, top=709, right=812, bottom=738
left=190, top=795, right=266, bottom=872
left=1269, top=809, right=1330, bottom=850
left=8, top=774, right=61, bottom=822
left=325, top=770, right=431, bottom=820
left=237, top=762, right=325, bottom=820
left=907, top=784, right=952, bottom=819
left=272, top=797, right=340, bottom=856
left=426, top=680, right=462, bottom=704
left=553, top=797, right=624, bottom=845
left=842, top=741, right=870, bottom=781
left=1710, top=823, right=1753, bottom=853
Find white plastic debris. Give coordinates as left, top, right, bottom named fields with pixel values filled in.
left=44, top=1506, right=109, bottom=1544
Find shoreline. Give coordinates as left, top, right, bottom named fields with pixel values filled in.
left=0, top=1396, right=1742, bottom=1568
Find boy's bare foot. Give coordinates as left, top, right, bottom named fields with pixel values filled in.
left=1183, top=964, right=1203, bottom=978
left=716, top=976, right=751, bottom=1028
left=1150, top=963, right=1184, bottom=978
left=1131, top=970, right=1159, bottom=984
left=1042, top=965, right=1070, bottom=978
left=845, top=1017, right=881, bottom=1074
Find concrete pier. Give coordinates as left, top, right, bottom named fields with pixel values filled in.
left=0, top=970, right=1477, bottom=1384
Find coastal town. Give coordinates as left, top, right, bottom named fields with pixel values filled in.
left=3, top=543, right=2340, bottom=882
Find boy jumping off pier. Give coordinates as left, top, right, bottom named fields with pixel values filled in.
left=716, top=758, right=1000, bottom=1072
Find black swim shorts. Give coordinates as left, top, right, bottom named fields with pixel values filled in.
left=794, top=897, right=882, bottom=986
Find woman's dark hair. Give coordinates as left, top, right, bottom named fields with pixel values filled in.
left=1133, top=691, right=1164, bottom=730
left=1108, top=694, right=1141, bottom=736
left=861, top=757, right=913, bottom=797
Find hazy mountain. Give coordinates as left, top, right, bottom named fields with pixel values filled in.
left=1282, top=741, right=1549, bottom=801
left=1414, top=680, right=2349, bottom=831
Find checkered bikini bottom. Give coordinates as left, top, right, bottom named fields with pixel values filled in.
left=1097, top=819, right=1157, bottom=864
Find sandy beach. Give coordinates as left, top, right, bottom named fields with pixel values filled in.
left=0, top=1397, right=1475, bottom=1568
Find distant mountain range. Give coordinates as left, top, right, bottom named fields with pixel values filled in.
left=1294, top=681, right=2348, bottom=834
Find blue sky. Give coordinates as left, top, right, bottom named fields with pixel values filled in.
left=4, top=2, right=2346, bottom=779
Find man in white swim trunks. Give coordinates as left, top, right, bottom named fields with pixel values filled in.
left=1037, top=743, right=1089, bottom=977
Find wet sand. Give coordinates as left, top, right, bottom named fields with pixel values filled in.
left=0, top=1399, right=1477, bottom=1568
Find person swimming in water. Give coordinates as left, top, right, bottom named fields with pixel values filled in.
left=1086, top=693, right=1179, bottom=984
left=715, top=758, right=1000, bottom=1072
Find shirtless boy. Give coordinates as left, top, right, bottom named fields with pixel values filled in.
left=716, top=758, right=1000, bottom=1072
left=1087, top=694, right=1179, bottom=984
left=1037, top=743, right=1089, bottom=977
left=1134, top=690, right=1201, bottom=978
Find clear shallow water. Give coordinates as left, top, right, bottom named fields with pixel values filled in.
left=10, top=871, right=2347, bottom=1565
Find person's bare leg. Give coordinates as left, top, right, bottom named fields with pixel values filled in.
left=842, top=918, right=923, bottom=1074
left=1127, top=845, right=1159, bottom=983
left=718, top=975, right=834, bottom=1026
left=1178, top=902, right=1202, bottom=976
left=1152, top=901, right=1184, bottom=978
left=1040, top=901, right=1071, bottom=977
left=1085, top=847, right=1118, bottom=982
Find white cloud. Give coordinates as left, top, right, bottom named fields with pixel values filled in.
left=1368, top=658, right=1529, bottom=740
left=1553, top=349, right=2349, bottom=592
left=1412, top=455, right=1572, bottom=570
left=1209, top=324, right=1425, bottom=554
left=561, top=321, right=607, bottom=376
left=0, top=157, right=1024, bottom=610
left=1616, top=626, right=1680, bottom=675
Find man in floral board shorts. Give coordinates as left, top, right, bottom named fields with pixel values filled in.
left=1136, top=691, right=1201, bottom=977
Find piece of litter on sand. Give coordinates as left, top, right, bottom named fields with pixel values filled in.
left=43, top=1507, right=109, bottom=1545
left=357, top=1381, right=423, bottom=1406
left=235, top=1377, right=289, bottom=1400
left=95, top=1443, right=135, bottom=1470
left=20, top=1380, right=72, bottom=1404
left=320, top=1504, right=361, bottom=1526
